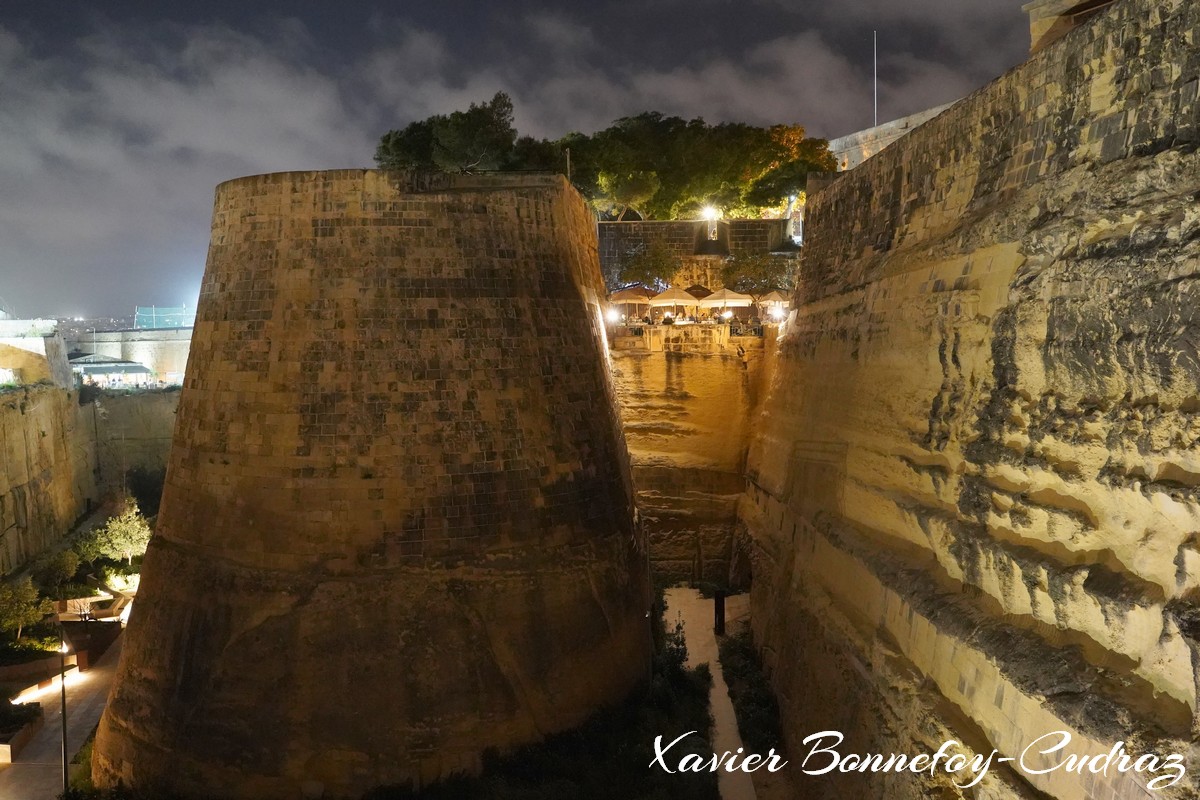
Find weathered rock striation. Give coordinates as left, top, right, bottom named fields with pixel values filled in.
left=0, top=386, right=95, bottom=573
left=93, top=171, right=650, bottom=799
left=609, top=325, right=771, bottom=583
left=743, top=1, right=1200, bottom=797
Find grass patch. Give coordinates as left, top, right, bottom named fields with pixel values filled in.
left=68, top=723, right=101, bottom=792
left=718, top=630, right=783, bottom=754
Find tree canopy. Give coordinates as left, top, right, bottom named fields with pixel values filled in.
left=618, top=240, right=679, bottom=293
left=88, top=499, right=153, bottom=565
left=33, top=549, right=80, bottom=594
left=0, top=577, right=52, bottom=641
left=720, top=252, right=796, bottom=303
left=375, top=92, right=518, bottom=172
left=374, top=96, right=835, bottom=219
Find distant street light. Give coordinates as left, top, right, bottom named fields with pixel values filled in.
left=59, top=629, right=69, bottom=795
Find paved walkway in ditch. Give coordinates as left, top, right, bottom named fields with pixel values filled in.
left=1, top=597, right=757, bottom=800
left=0, top=634, right=123, bottom=800
left=665, top=587, right=757, bottom=800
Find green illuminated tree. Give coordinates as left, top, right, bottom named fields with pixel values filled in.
left=743, top=134, right=837, bottom=218
left=72, top=526, right=104, bottom=565
left=94, top=499, right=153, bottom=565
left=375, top=100, right=835, bottom=217
left=0, top=577, right=52, bottom=641
left=33, top=549, right=80, bottom=595
left=595, top=170, right=660, bottom=220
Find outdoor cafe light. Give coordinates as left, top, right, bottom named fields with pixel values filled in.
left=605, top=308, right=621, bottom=323
left=771, top=306, right=786, bottom=320
left=722, top=310, right=734, bottom=319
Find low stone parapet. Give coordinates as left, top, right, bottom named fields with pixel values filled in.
left=0, top=705, right=44, bottom=764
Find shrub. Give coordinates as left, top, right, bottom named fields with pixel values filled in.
left=0, top=577, right=53, bottom=641
left=89, top=499, right=152, bottom=565
left=718, top=630, right=783, bottom=753
left=0, top=700, right=41, bottom=736
left=33, top=549, right=82, bottom=595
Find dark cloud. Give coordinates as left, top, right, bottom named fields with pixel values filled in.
left=0, top=3, right=1028, bottom=317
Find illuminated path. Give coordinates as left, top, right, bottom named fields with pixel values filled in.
left=0, top=594, right=760, bottom=800
left=0, top=635, right=122, bottom=800
left=665, top=587, right=758, bottom=800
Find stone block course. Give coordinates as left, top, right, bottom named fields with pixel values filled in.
left=93, top=171, right=650, bottom=799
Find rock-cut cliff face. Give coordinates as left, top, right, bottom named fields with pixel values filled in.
left=743, top=1, right=1200, bottom=797
left=93, top=171, right=650, bottom=800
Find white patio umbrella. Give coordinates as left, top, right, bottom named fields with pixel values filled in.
left=610, top=286, right=656, bottom=303
left=610, top=286, right=655, bottom=317
left=648, top=287, right=699, bottom=317
left=698, top=288, right=754, bottom=309
left=759, top=289, right=790, bottom=320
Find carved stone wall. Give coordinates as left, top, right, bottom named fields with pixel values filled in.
left=744, top=1, right=1200, bottom=797
left=609, top=326, right=772, bottom=583
left=0, top=386, right=95, bottom=573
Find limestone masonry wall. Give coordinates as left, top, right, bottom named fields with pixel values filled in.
left=744, top=0, right=1200, bottom=797
left=598, top=219, right=789, bottom=263
left=826, top=102, right=954, bottom=171
left=94, top=171, right=651, bottom=800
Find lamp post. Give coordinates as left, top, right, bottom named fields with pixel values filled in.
left=59, top=625, right=69, bottom=795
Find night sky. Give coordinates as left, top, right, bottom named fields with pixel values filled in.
left=0, top=1, right=1029, bottom=318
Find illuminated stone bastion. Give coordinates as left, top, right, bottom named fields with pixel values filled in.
left=93, top=170, right=650, bottom=799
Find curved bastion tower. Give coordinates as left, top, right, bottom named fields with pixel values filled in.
left=93, top=171, right=650, bottom=799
